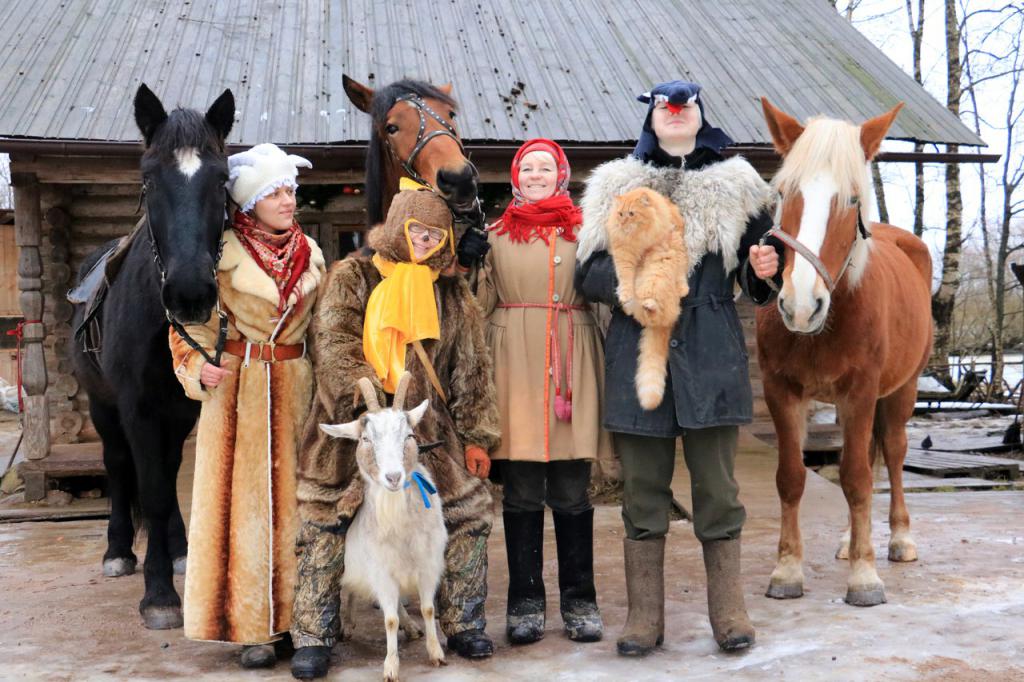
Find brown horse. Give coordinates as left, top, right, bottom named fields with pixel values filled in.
left=756, top=99, right=933, bottom=607
left=343, top=75, right=479, bottom=227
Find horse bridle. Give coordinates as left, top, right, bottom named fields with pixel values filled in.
left=758, top=195, right=871, bottom=294
left=139, top=181, right=229, bottom=367
left=387, top=93, right=465, bottom=189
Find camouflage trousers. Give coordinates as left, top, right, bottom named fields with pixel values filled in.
left=290, top=478, right=493, bottom=648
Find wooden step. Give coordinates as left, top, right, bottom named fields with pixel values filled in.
left=903, top=448, right=1021, bottom=480
left=19, top=442, right=105, bottom=501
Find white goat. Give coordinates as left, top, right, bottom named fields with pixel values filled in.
left=320, top=373, right=447, bottom=681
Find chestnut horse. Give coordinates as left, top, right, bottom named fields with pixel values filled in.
left=756, top=99, right=933, bottom=607
left=342, top=75, right=479, bottom=227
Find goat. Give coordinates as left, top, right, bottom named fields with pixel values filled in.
left=320, top=372, right=447, bottom=681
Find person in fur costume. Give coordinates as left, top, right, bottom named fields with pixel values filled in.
left=574, top=80, right=782, bottom=656
left=474, top=139, right=614, bottom=646
left=169, top=143, right=326, bottom=669
left=289, top=185, right=501, bottom=679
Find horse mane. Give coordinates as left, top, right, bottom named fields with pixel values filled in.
left=772, top=116, right=870, bottom=210
left=143, top=108, right=224, bottom=161
left=364, top=80, right=458, bottom=226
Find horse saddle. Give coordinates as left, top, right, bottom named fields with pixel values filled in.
left=68, top=218, right=145, bottom=362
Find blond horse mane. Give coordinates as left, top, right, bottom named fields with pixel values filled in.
left=772, top=116, right=871, bottom=213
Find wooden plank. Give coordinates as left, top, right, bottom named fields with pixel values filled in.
left=923, top=436, right=1023, bottom=455
left=0, top=224, right=18, bottom=315
left=875, top=472, right=1012, bottom=493
left=903, top=448, right=1020, bottom=480
left=749, top=422, right=843, bottom=451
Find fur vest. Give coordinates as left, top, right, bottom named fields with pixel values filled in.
left=577, top=155, right=770, bottom=271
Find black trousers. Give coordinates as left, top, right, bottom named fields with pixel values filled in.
left=500, top=460, right=592, bottom=514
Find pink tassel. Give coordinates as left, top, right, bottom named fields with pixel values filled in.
left=555, top=394, right=572, bottom=422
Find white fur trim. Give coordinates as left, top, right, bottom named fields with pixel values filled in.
left=577, top=156, right=771, bottom=274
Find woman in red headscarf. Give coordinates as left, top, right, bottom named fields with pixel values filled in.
left=475, top=139, right=614, bottom=646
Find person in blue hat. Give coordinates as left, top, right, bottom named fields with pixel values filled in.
left=575, top=80, right=782, bottom=656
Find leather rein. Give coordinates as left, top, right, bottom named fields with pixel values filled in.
left=758, top=197, right=871, bottom=294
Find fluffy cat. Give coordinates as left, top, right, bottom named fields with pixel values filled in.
left=606, top=187, right=689, bottom=410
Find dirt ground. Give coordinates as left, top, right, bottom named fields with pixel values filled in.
left=1, top=431, right=1022, bottom=681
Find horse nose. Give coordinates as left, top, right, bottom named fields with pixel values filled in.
left=809, top=296, right=825, bottom=322
left=163, top=269, right=218, bottom=324
left=778, top=294, right=794, bottom=323
left=435, top=164, right=478, bottom=204
left=385, top=472, right=403, bottom=488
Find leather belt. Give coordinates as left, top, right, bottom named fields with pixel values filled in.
left=223, top=338, right=306, bottom=363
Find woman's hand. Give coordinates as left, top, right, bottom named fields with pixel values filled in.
left=465, top=445, right=491, bottom=479
left=748, top=244, right=780, bottom=280
left=199, top=361, right=232, bottom=389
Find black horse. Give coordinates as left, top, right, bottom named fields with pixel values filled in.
left=70, top=84, right=234, bottom=629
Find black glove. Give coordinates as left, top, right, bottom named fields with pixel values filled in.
left=456, top=226, right=490, bottom=268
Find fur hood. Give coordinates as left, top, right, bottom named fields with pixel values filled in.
left=367, top=189, right=456, bottom=271
left=577, top=155, right=771, bottom=274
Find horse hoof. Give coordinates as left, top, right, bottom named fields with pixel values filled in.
left=844, top=586, right=886, bottom=607
left=765, top=582, right=803, bottom=599
left=173, top=555, right=187, bottom=575
left=103, top=557, right=137, bottom=577
left=888, top=543, right=918, bottom=563
left=141, top=605, right=184, bottom=630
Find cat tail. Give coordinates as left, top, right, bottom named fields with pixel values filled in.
left=636, top=325, right=673, bottom=410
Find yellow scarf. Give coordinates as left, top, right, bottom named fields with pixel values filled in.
left=363, top=253, right=441, bottom=394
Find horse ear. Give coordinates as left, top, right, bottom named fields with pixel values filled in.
left=437, top=82, right=453, bottom=96
left=134, top=83, right=167, bottom=146
left=343, top=74, right=375, bottom=114
left=860, top=102, right=904, bottom=161
left=761, top=97, right=804, bottom=157
left=205, top=89, right=236, bottom=141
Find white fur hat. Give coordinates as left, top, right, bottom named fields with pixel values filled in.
left=227, top=143, right=312, bottom=212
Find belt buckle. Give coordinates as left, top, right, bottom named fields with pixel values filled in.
left=256, top=340, right=277, bottom=363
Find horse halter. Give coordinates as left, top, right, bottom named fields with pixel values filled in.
left=758, top=196, right=871, bottom=294
left=139, top=180, right=229, bottom=366
left=387, top=93, right=464, bottom=189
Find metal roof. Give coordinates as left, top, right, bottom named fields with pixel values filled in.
left=0, top=0, right=986, bottom=148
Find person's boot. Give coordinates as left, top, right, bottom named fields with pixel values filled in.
left=290, top=645, right=331, bottom=679
left=552, top=508, right=603, bottom=642
left=703, top=536, right=756, bottom=652
left=240, top=644, right=276, bottom=669
left=503, top=510, right=546, bottom=644
left=616, top=537, right=665, bottom=657
left=446, top=629, right=495, bottom=658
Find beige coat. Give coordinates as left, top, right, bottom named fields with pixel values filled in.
left=476, top=225, right=615, bottom=474
left=170, top=229, right=325, bottom=645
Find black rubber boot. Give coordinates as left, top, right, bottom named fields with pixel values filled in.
left=290, top=645, right=331, bottom=679
left=446, top=628, right=495, bottom=658
left=553, top=508, right=603, bottom=642
left=503, top=510, right=546, bottom=645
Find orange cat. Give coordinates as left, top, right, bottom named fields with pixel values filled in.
left=607, top=188, right=689, bottom=410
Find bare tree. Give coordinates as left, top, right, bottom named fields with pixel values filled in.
left=961, top=5, right=1024, bottom=398
left=906, top=0, right=927, bottom=237
left=0, top=155, right=13, bottom=211
left=930, top=0, right=965, bottom=386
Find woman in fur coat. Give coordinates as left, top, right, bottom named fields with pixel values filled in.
left=575, top=80, right=782, bottom=656
left=288, top=184, right=501, bottom=680
left=169, top=143, right=326, bottom=669
left=473, top=139, right=613, bottom=645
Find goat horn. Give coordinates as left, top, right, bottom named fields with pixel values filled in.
left=393, top=371, right=412, bottom=411
left=357, top=377, right=381, bottom=412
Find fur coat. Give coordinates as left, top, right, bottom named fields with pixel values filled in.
left=170, top=228, right=325, bottom=644
left=295, top=196, right=501, bottom=528
left=575, top=153, right=776, bottom=435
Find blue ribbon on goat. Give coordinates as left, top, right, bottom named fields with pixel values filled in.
left=404, top=471, right=438, bottom=509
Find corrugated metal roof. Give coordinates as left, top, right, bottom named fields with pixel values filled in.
left=0, top=0, right=985, bottom=147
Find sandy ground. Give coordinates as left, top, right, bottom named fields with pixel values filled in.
left=1, top=431, right=1022, bottom=681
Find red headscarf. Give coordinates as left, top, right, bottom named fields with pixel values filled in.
left=231, top=209, right=312, bottom=312
left=493, top=138, right=582, bottom=244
